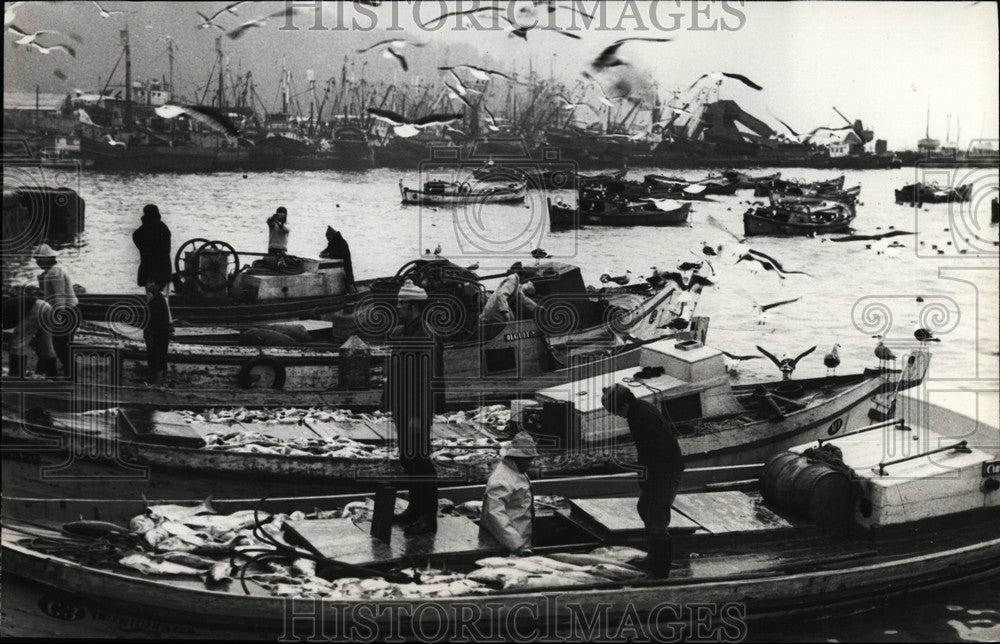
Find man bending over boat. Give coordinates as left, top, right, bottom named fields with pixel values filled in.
left=602, top=383, right=685, bottom=577
left=481, top=431, right=538, bottom=555
left=2, top=285, right=58, bottom=378
left=385, top=280, right=444, bottom=535
left=480, top=273, right=539, bottom=325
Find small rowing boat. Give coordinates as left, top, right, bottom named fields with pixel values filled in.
left=548, top=195, right=691, bottom=229
left=399, top=179, right=527, bottom=205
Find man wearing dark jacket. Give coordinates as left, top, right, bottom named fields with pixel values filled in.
left=602, top=383, right=684, bottom=577
left=384, top=279, right=444, bottom=535
left=132, top=204, right=172, bottom=289
left=143, top=277, right=172, bottom=385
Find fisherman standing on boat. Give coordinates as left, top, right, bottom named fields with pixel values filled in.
left=267, top=207, right=290, bottom=256
left=602, top=383, right=684, bottom=577
left=2, top=285, right=58, bottom=378
left=133, top=204, right=172, bottom=292
left=142, top=277, right=172, bottom=386
left=385, top=280, right=444, bottom=535
left=34, top=244, right=79, bottom=377
left=481, top=431, right=538, bottom=554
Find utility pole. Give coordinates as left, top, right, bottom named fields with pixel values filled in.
left=167, top=37, right=175, bottom=96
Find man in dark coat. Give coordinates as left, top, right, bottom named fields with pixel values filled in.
left=132, top=204, right=172, bottom=289
left=602, top=383, right=685, bottom=577
left=142, top=277, right=171, bottom=385
left=384, top=279, right=444, bottom=535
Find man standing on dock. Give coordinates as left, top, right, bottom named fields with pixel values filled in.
left=385, top=280, right=444, bottom=535
left=602, top=383, right=685, bottom=577
left=266, top=207, right=290, bottom=256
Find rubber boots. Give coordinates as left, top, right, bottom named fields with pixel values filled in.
left=645, top=537, right=673, bottom=578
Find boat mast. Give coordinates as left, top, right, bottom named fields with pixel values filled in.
left=216, top=37, right=225, bottom=108
left=167, top=37, right=175, bottom=97
left=123, top=27, right=132, bottom=128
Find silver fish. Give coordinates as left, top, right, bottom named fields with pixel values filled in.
left=589, top=546, right=646, bottom=564
left=157, top=552, right=216, bottom=570
left=119, top=553, right=202, bottom=576
left=586, top=563, right=646, bottom=581
left=128, top=515, right=157, bottom=534
left=62, top=520, right=131, bottom=538
left=154, top=536, right=197, bottom=553
left=548, top=553, right=642, bottom=569
left=290, top=558, right=316, bottom=578
left=145, top=496, right=216, bottom=523
left=207, top=561, right=233, bottom=586
left=474, top=557, right=555, bottom=575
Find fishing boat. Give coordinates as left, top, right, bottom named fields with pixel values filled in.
left=75, top=237, right=357, bottom=326
left=548, top=194, right=692, bottom=229
left=743, top=196, right=856, bottom=236
left=4, top=259, right=703, bottom=409
left=721, top=170, right=783, bottom=190
left=0, top=339, right=930, bottom=501
left=399, top=179, right=527, bottom=205
left=754, top=175, right=846, bottom=198
left=3, top=416, right=994, bottom=639
left=894, top=182, right=973, bottom=204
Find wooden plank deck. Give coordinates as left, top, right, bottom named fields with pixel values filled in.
left=285, top=515, right=505, bottom=566
left=672, top=491, right=793, bottom=534
left=568, top=497, right=705, bottom=534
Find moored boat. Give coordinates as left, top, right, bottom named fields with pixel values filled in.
left=2, top=415, right=994, bottom=639
left=755, top=175, right=846, bottom=198
left=548, top=195, right=692, bottom=229
left=894, top=182, right=973, bottom=204
left=743, top=196, right=856, bottom=236
left=399, top=179, right=527, bottom=205
left=0, top=340, right=930, bottom=500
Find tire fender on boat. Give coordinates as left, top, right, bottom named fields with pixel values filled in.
left=238, top=356, right=287, bottom=389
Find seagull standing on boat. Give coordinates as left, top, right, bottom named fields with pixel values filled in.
left=914, top=328, right=941, bottom=344
left=873, top=335, right=897, bottom=368
left=757, top=345, right=816, bottom=380
left=823, top=344, right=841, bottom=376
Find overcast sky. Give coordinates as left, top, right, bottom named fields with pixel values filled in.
left=4, top=1, right=998, bottom=149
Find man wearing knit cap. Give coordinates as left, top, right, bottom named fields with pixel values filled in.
left=601, top=383, right=684, bottom=577
left=481, top=431, right=538, bottom=554
left=34, top=244, right=79, bottom=377
left=385, top=279, right=444, bottom=535
left=267, top=207, right=290, bottom=256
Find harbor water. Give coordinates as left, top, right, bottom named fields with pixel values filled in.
left=2, top=165, right=998, bottom=640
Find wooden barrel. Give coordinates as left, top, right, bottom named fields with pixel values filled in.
left=759, top=451, right=855, bottom=528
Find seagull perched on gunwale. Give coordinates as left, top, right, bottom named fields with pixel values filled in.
left=823, top=344, right=841, bottom=376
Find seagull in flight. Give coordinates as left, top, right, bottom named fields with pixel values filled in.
left=751, top=297, right=800, bottom=325
left=226, top=6, right=299, bottom=40
left=7, top=25, right=62, bottom=46
left=689, top=71, right=763, bottom=91
left=591, top=37, right=672, bottom=70
left=439, top=65, right=522, bottom=84
left=366, top=108, right=465, bottom=138
left=444, top=70, right=482, bottom=97
left=507, top=21, right=581, bottom=40
left=4, top=2, right=24, bottom=28
left=358, top=38, right=426, bottom=69
left=757, top=345, right=816, bottom=380
left=91, top=1, right=124, bottom=18
left=736, top=248, right=811, bottom=279
left=196, top=11, right=226, bottom=30
left=419, top=6, right=504, bottom=28
left=25, top=41, right=75, bottom=57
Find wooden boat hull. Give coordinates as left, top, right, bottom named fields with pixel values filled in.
left=0, top=368, right=907, bottom=502
left=743, top=210, right=855, bottom=236
left=75, top=292, right=360, bottom=326
left=2, top=504, right=997, bottom=638
left=400, top=183, right=527, bottom=205
left=549, top=199, right=691, bottom=228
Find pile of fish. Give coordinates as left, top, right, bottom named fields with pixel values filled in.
left=175, top=407, right=382, bottom=425
left=465, top=547, right=648, bottom=590
left=203, top=431, right=392, bottom=459
left=175, top=404, right=510, bottom=431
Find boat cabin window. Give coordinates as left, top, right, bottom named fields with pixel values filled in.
left=483, top=347, right=517, bottom=374
left=661, top=393, right=702, bottom=425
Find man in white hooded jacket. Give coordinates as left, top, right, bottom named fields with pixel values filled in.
left=480, top=431, right=538, bottom=554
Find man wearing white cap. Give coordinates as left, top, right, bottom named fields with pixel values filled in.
left=481, top=431, right=538, bottom=554
left=385, top=279, right=444, bottom=535
left=34, top=244, right=79, bottom=377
